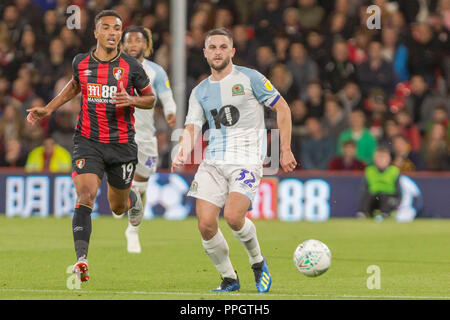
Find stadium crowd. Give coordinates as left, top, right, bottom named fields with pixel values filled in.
left=0, top=0, right=449, bottom=172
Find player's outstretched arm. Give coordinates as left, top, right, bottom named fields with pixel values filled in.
left=272, top=96, right=297, bottom=173
left=112, top=82, right=155, bottom=109
left=26, top=77, right=81, bottom=125
left=171, top=124, right=201, bottom=172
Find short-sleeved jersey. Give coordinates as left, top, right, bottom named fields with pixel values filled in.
left=185, top=64, right=280, bottom=165
left=72, top=50, right=151, bottom=144
left=134, top=58, right=176, bottom=155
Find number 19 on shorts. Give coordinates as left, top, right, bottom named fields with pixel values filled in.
left=121, top=162, right=135, bottom=184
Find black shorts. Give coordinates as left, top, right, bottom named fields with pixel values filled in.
left=72, top=135, right=138, bottom=189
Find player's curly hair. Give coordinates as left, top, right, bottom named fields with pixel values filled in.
left=121, top=26, right=154, bottom=57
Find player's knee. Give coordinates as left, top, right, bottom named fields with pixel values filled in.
left=224, top=212, right=244, bottom=231
left=197, top=219, right=217, bottom=239
left=77, top=187, right=97, bottom=207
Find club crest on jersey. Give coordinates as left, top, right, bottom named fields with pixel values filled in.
left=113, top=67, right=124, bottom=80
left=232, top=84, right=244, bottom=96
left=76, top=159, right=85, bottom=169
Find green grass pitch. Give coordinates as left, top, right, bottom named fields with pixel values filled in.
left=0, top=216, right=449, bottom=300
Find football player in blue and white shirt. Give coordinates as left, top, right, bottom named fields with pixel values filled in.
left=121, top=26, right=177, bottom=253
left=172, top=28, right=297, bottom=293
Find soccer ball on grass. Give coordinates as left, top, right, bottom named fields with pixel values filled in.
left=293, top=239, right=331, bottom=277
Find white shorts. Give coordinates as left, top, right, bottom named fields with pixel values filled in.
left=187, top=161, right=262, bottom=208
left=135, top=140, right=158, bottom=179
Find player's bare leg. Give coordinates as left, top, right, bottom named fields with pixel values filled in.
left=72, top=173, right=102, bottom=282
left=108, top=184, right=143, bottom=227
left=224, top=192, right=271, bottom=293
left=196, top=199, right=240, bottom=292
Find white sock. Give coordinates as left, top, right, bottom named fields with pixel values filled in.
left=201, top=229, right=236, bottom=280
left=232, top=217, right=263, bottom=265
left=132, top=180, right=148, bottom=195
left=127, top=221, right=140, bottom=232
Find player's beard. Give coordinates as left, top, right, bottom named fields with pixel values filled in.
left=128, top=48, right=144, bottom=60
left=208, top=57, right=231, bottom=72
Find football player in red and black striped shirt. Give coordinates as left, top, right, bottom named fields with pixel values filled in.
left=26, top=10, right=155, bottom=282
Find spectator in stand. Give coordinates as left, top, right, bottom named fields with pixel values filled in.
left=329, top=139, right=365, bottom=171
left=303, top=80, right=324, bottom=118
left=408, top=23, right=441, bottom=86
left=395, top=109, right=422, bottom=152
left=282, top=7, right=302, bottom=41
left=357, top=147, right=401, bottom=219
left=381, top=27, right=410, bottom=82
left=379, top=118, right=400, bottom=152
left=290, top=99, right=308, bottom=159
left=327, top=12, right=354, bottom=40
left=337, top=110, right=377, bottom=165
left=305, top=29, right=329, bottom=70
left=347, top=27, right=372, bottom=66
left=286, top=42, right=319, bottom=96
left=214, top=6, right=234, bottom=29
left=365, top=88, right=391, bottom=140
left=25, top=136, right=71, bottom=173
left=422, top=123, right=450, bottom=171
left=232, top=25, right=257, bottom=67
left=439, top=0, right=450, bottom=30
left=273, top=31, right=291, bottom=64
left=251, top=0, right=286, bottom=45
left=16, top=27, right=43, bottom=67
left=300, top=117, right=335, bottom=170
left=21, top=119, right=44, bottom=153
left=297, top=0, right=325, bottom=30
left=0, top=22, right=20, bottom=82
left=269, top=63, right=300, bottom=104
left=398, top=0, right=438, bottom=24
left=337, top=80, right=364, bottom=116
left=405, top=74, right=447, bottom=133
left=392, top=134, right=426, bottom=172
left=7, top=77, right=38, bottom=116
left=322, top=96, right=348, bottom=140
left=255, top=45, right=277, bottom=77
left=0, top=104, right=23, bottom=149
left=40, top=10, right=60, bottom=49
left=187, top=26, right=210, bottom=82
left=425, top=104, right=450, bottom=140
left=0, top=76, right=10, bottom=109
left=49, top=110, right=76, bottom=153
left=13, top=0, right=43, bottom=32
left=0, top=138, right=27, bottom=167
left=59, top=26, right=82, bottom=59
left=357, top=41, right=396, bottom=97
left=291, top=98, right=308, bottom=134
left=36, top=37, right=68, bottom=101
left=322, top=39, right=357, bottom=93
left=2, top=5, right=24, bottom=47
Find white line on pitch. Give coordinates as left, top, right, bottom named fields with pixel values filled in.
left=0, top=288, right=449, bottom=300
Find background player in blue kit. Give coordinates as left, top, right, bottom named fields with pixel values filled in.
left=172, top=28, right=297, bottom=293
left=121, top=26, right=177, bottom=253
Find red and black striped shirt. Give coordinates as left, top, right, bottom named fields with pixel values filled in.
left=72, top=50, right=151, bottom=144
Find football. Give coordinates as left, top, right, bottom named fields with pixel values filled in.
left=293, top=239, right=332, bottom=277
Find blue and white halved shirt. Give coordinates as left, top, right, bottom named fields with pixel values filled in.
left=185, top=64, right=280, bottom=165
